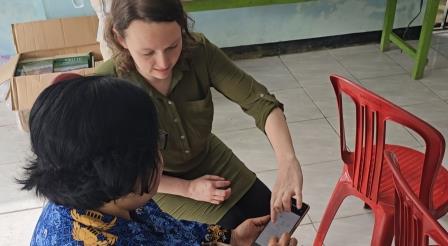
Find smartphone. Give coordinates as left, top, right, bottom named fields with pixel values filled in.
left=254, top=200, right=310, bottom=246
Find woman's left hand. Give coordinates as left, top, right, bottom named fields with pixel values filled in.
left=231, top=215, right=270, bottom=246
left=270, top=158, right=303, bottom=223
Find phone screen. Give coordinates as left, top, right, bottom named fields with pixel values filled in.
left=254, top=202, right=309, bottom=246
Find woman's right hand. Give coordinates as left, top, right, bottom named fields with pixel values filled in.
left=187, top=175, right=231, bottom=204
left=268, top=233, right=298, bottom=246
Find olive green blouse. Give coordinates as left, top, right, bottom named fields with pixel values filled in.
left=95, top=33, right=283, bottom=224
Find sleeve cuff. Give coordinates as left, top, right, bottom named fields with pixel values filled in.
left=203, top=224, right=232, bottom=244
left=245, top=92, right=284, bottom=132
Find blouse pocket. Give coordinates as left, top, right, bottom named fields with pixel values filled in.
left=182, top=90, right=213, bottom=113
left=178, top=90, right=214, bottom=151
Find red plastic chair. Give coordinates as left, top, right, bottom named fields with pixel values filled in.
left=313, top=75, right=448, bottom=246
left=385, top=151, right=448, bottom=246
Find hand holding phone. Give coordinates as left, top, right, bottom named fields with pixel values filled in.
left=255, top=201, right=309, bottom=246
left=268, top=233, right=298, bottom=246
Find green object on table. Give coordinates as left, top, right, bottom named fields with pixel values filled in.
left=183, top=0, right=312, bottom=12
left=380, top=0, right=440, bottom=80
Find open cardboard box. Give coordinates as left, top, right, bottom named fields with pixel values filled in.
left=0, top=16, right=102, bottom=131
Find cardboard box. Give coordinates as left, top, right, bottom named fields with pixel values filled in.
left=0, top=16, right=101, bottom=131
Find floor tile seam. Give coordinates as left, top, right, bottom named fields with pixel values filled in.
left=406, top=77, right=447, bottom=102
left=278, top=57, right=338, bottom=127
left=299, top=87, right=335, bottom=102
left=383, top=49, right=415, bottom=71
left=431, top=46, right=448, bottom=59
left=307, top=216, right=318, bottom=231
left=286, top=116, right=327, bottom=125
left=328, top=47, right=402, bottom=64
left=390, top=128, right=424, bottom=148
left=255, top=158, right=341, bottom=170
left=355, top=70, right=410, bottom=81
left=255, top=168, right=278, bottom=174
left=357, top=69, right=448, bottom=86
left=254, top=159, right=341, bottom=175
left=400, top=130, right=425, bottom=148
left=214, top=117, right=330, bottom=134
left=354, top=71, right=410, bottom=82
left=328, top=48, right=388, bottom=59
left=392, top=98, right=448, bottom=110
left=425, top=64, right=448, bottom=73
left=308, top=220, right=319, bottom=244
left=392, top=44, right=448, bottom=57
left=325, top=45, right=411, bottom=81
left=0, top=206, right=43, bottom=216
left=309, top=210, right=373, bottom=224
left=286, top=116, right=340, bottom=140
left=395, top=90, right=432, bottom=106
left=300, top=159, right=342, bottom=166
left=432, top=41, right=448, bottom=47
left=300, top=159, right=341, bottom=167
left=300, top=219, right=313, bottom=226
left=277, top=55, right=303, bottom=88
left=323, top=115, right=341, bottom=143
left=277, top=48, right=333, bottom=60
left=435, top=50, right=448, bottom=60
left=384, top=44, right=448, bottom=74
left=326, top=48, right=365, bottom=84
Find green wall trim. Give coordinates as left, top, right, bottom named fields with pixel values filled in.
left=183, top=0, right=312, bottom=12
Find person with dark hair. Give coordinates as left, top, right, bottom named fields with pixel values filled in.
left=19, top=75, right=298, bottom=245
left=96, top=0, right=304, bottom=229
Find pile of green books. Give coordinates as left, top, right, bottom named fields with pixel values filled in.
left=15, top=52, right=93, bottom=76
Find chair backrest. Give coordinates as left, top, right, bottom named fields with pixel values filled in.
left=330, top=75, right=445, bottom=207
left=385, top=151, right=448, bottom=246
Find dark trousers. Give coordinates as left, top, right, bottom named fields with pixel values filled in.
left=217, top=178, right=271, bottom=229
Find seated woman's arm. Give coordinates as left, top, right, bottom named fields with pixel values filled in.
left=183, top=215, right=272, bottom=245
left=158, top=174, right=231, bottom=204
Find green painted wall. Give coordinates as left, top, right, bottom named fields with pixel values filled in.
left=183, top=0, right=312, bottom=12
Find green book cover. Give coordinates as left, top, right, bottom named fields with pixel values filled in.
left=53, top=53, right=92, bottom=72
left=15, top=52, right=93, bottom=76
left=15, top=59, right=53, bottom=76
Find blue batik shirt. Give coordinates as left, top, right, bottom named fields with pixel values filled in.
left=30, top=200, right=231, bottom=245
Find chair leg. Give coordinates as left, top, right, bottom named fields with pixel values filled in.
left=412, top=0, right=439, bottom=79
left=313, top=182, right=351, bottom=246
left=380, top=0, right=397, bottom=52
left=443, top=1, right=448, bottom=29
left=371, top=207, right=394, bottom=246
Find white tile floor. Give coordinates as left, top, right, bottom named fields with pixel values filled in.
left=1, top=31, right=448, bottom=245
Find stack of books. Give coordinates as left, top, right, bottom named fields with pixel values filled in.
left=15, top=52, right=93, bottom=76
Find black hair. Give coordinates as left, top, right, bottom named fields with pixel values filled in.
left=17, top=76, right=160, bottom=209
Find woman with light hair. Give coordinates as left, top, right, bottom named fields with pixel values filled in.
left=96, top=0, right=305, bottom=230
